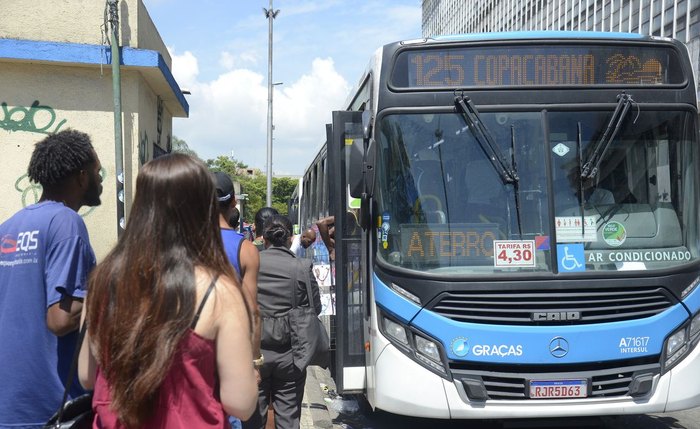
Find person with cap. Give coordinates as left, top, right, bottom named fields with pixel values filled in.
left=214, top=172, right=263, bottom=385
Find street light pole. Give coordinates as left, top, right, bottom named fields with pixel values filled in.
left=107, top=0, right=125, bottom=237
left=263, top=0, right=280, bottom=207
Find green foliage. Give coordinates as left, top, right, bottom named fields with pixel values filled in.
left=171, top=135, right=200, bottom=159
left=206, top=155, right=298, bottom=223
left=271, top=177, right=298, bottom=214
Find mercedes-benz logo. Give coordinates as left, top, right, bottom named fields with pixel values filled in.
left=549, top=336, right=569, bottom=358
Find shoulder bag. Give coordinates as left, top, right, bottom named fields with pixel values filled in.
left=289, top=260, right=330, bottom=370
left=43, top=322, right=93, bottom=429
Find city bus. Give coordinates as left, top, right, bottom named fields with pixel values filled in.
left=298, top=32, right=700, bottom=419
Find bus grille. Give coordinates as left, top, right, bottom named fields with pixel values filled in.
left=450, top=358, right=660, bottom=400
left=430, top=287, right=674, bottom=325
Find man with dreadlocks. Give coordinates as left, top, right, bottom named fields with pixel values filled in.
left=0, top=129, right=103, bottom=428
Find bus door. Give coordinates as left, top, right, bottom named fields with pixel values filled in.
left=329, top=111, right=367, bottom=393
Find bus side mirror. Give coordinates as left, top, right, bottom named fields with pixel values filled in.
left=361, top=109, right=376, bottom=199
left=349, top=139, right=365, bottom=199
left=349, top=111, right=376, bottom=200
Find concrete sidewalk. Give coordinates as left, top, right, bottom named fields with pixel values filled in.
left=300, top=366, right=336, bottom=428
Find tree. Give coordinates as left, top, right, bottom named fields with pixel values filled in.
left=206, top=155, right=245, bottom=176
left=171, top=135, right=199, bottom=158
left=271, top=177, right=298, bottom=215
left=206, top=156, right=298, bottom=223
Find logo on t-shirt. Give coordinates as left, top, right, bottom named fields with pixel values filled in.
left=0, top=231, right=39, bottom=254
left=0, top=235, right=17, bottom=254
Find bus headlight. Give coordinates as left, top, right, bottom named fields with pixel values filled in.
left=378, top=310, right=449, bottom=379
left=415, top=335, right=441, bottom=362
left=690, top=312, right=700, bottom=339
left=414, top=333, right=447, bottom=375
left=662, top=312, right=700, bottom=372
left=382, top=316, right=409, bottom=345
left=666, top=329, right=687, bottom=357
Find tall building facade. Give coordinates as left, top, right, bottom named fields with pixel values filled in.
left=422, top=0, right=700, bottom=76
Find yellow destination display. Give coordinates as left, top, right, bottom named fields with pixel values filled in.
left=394, top=44, right=683, bottom=88
left=400, top=223, right=498, bottom=264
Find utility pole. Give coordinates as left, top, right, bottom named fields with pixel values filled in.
left=263, top=0, right=279, bottom=207
left=107, top=0, right=125, bottom=236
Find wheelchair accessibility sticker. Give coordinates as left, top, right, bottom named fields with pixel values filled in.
left=557, top=243, right=585, bottom=272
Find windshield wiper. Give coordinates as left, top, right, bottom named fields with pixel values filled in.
left=580, top=93, right=634, bottom=180
left=455, top=94, right=518, bottom=184
left=510, top=125, right=523, bottom=238
left=577, top=122, right=585, bottom=237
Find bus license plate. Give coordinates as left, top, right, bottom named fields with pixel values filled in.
left=529, top=379, right=587, bottom=399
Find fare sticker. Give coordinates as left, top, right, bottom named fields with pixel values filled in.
left=494, top=240, right=536, bottom=267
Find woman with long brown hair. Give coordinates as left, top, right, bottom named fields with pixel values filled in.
left=78, top=153, right=258, bottom=428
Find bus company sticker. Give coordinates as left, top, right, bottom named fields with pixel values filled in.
left=381, top=213, right=390, bottom=249
left=535, top=235, right=550, bottom=251
left=451, top=337, right=470, bottom=357
left=493, top=240, right=535, bottom=267
left=552, top=143, right=570, bottom=157
left=603, top=221, right=627, bottom=247
left=555, top=216, right=597, bottom=242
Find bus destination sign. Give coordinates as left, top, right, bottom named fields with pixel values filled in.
left=400, top=223, right=498, bottom=265
left=393, top=45, right=683, bottom=88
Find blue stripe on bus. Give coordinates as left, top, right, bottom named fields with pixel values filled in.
left=374, top=274, right=422, bottom=323
left=433, top=31, right=646, bottom=42
left=411, top=303, right=689, bottom=363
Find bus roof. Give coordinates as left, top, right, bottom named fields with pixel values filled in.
left=430, top=31, right=650, bottom=43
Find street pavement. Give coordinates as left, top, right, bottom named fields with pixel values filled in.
left=300, top=366, right=335, bottom=429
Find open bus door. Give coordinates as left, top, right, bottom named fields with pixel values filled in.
left=328, top=111, right=368, bottom=393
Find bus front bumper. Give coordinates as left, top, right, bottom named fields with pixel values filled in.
left=372, top=340, right=700, bottom=419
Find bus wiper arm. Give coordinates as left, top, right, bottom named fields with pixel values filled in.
left=580, top=93, right=634, bottom=180
left=510, top=125, right=523, bottom=238
left=455, top=94, right=518, bottom=185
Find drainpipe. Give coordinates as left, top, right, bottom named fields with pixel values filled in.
left=107, top=0, right=125, bottom=236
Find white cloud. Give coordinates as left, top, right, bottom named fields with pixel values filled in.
left=219, top=52, right=235, bottom=70
left=219, top=50, right=259, bottom=71
left=170, top=49, right=199, bottom=90
left=170, top=50, right=350, bottom=175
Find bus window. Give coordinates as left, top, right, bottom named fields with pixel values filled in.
left=549, top=110, right=697, bottom=270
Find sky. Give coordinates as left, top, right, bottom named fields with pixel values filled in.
left=141, top=0, right=422, bottom=175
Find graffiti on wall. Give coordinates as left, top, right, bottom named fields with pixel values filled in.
left=1, top=101, right=67, bottom=135
left=139, top=97, right=171, bottom=165
left=14, top=168, right=106, bottom=218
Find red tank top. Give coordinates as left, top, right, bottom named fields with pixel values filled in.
left=92, top=279, right=226, bottom=428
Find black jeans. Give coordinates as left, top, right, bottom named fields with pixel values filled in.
left=242, top=347, right=307, bottom=429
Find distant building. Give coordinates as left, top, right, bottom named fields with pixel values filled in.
left=422, top=0, right=700, bottom=78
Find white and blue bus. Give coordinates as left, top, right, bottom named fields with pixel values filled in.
left=299, top=32, right=700, bottom=419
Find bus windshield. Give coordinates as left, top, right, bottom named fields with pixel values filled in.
left=374, top=108, right=699, bottom=274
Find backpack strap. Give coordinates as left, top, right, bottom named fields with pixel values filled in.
left=191, top=274, right=220, bottom=329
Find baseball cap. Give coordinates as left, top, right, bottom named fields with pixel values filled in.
left=214, top=171, right=234, bottom=202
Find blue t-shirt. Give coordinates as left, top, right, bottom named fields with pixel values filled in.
left=220, top=228, right=246, bottom=429
left=0, top=201, right=95, bottom=428
left=221, top=228, right=245, bottom=277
